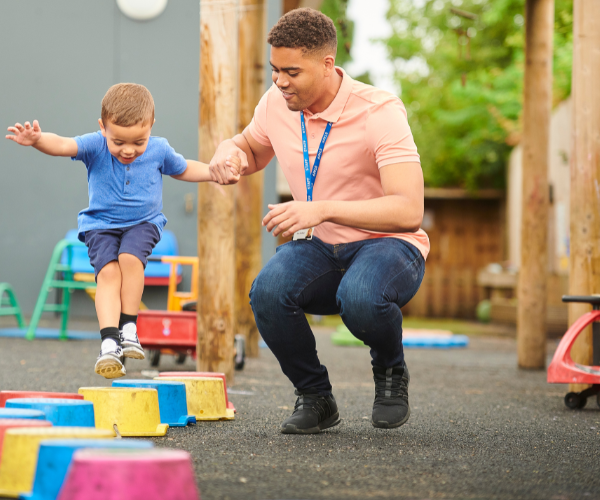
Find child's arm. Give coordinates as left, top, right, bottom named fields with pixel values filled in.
left=171, top=156, right=241, bottom=184
left=6, top=120, right=77, bottom=157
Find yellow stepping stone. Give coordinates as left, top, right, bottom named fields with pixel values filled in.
left=157, top=377, right=234, bottom=421
left=0, top=426, right=114, bottom=498
left=78, top=387, right=168, bottom=437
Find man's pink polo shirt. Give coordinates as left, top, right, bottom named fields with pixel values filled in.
left=247, top=68, right=430, bottom=259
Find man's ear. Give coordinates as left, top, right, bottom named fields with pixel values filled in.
left=98, top=118, right=107, bottom=137
left=323, top=54, right=336, bottom=76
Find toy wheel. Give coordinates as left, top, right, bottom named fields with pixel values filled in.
left=175, top=353, right=186, bottom=365
left=234, top=334, right=246, bottom=371
left=565, top=392, right=586, bottom=410
left=149, top=350, right=161, bottom=367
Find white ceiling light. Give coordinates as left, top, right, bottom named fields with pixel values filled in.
left=116, top=0, right=169, bottom=21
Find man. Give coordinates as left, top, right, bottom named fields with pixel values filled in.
left=210, top=8, right=429, bottom=434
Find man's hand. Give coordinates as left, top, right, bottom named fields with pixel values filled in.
left=210, top=139, right=248, bottom=185
left=6, top=120, right=42, bottom=146
left=262, top=201, right=327, bottom=238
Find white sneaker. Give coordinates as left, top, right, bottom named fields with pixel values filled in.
left=120, top=323, right=145, bottom=360
left=95, top=339, right=126, bottom=379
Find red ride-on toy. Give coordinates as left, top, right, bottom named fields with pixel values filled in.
left=137, top=255, right=245, bottom=370
left=548, top=295, right=600, bottom=409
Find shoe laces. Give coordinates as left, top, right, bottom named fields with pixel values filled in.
left=373, top=368, right=408, bottom=401
left=292, top=392, right=330, bottom=420
left=100, top=344, right=122, bottom=357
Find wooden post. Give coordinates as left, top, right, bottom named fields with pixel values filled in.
left=197, top=0, right=238, bottom=382
left=234, top=0, right=266, bottom=358
left=568, top=0, right=600, bottom=392
left=516, top=0, right=554, bottom=369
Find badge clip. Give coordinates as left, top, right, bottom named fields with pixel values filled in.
left=292, top=227, right=314, bottom=241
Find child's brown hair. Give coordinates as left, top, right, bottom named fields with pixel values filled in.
left=101, top=83, right=154, bottom=127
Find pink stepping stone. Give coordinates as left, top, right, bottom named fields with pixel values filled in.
left=159, top=372, right=236, bottom=412
left=0, top=391, right=83, bottom=408
left=0, top=418, right=52, bottom=460
left=58, top=448, right=200, bottom=500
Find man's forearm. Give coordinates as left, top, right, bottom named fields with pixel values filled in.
left=33, top=133, right=77, bottom=157
left=319, top=196, right=423, bottom=234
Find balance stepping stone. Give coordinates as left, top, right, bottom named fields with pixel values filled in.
left=5, top=399, right=94, bottom=427
left=78, top=387, right=168, bottom=437
left=112, top=380, right=196, bottom=427
left=0, top=408, right=46, bottom=420
left=0, top=426, right=114, bottom=498
left=0, top=419, right=52, bottom=462
left=159, top=371, right=236, bottom=412
left=23, top=438, right=153, bottom=500
left=0, top=391, right=83, bottom=408
left=158, top=377, right=234, bottom=421
left=58, top=448, right=200, bottom=500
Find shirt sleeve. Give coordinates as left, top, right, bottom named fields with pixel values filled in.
left=246, top=86, right=272, bottom=147
left=365, top=98, right=420, bottom=168
left=160, top=139, right=188, bottom=176
left=71, top=131, right=105, bottom=167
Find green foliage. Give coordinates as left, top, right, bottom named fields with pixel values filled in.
left=320, top=0, right=354, bottom=67
left=384, top=0, right=573, bottom=189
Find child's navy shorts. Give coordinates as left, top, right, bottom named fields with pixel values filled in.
left=84, top=222, right=161, bottom=278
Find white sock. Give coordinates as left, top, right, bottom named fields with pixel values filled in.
left=101, top=338, right=118, bottom=353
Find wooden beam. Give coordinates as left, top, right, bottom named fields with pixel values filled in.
left=197, top=0, right=238, bottom=382
left=234, top=0, right=266, bottom=358
left=516, top=0, right=554, bottom=369
left=568, top=0, right=600, bottom=391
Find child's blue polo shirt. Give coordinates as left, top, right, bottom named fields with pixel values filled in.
left=72, top=131, right=188, bottom=241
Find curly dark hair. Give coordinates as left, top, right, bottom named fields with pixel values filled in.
left=267, top=8, right=337, bottom=56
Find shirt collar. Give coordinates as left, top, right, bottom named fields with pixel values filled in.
left=303, top=67, right=352, bottom=124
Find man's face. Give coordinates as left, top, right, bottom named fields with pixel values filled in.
left=99, top=119, right=153, bottom=164
left=270, top=47, right=331, bottom=112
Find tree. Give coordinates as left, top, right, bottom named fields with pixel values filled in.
left=384, top=0, right=573, bottom=190
left=320, top=0, right=354, bottom=67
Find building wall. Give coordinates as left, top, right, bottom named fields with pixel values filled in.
left=507, top=98, right=572, bottom=274
left=0, top=1, right=200, bottom=317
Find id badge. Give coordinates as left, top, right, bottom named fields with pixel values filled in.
left=293, top=227, right=314, bottom=241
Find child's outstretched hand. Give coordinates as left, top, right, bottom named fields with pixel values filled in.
left=225, top=155, right=242, bottom=184
left=6, top=120, right=42, bottom=146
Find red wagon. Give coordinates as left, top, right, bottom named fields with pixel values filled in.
left=137, top=256, right=245, bottom=369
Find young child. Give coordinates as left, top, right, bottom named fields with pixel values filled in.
left=6, top=83, right=240, bottom=379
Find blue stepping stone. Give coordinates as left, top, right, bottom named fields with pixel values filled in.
left=112, top=379, right=196, bottom=427
left=20, top=438, right=153, bottom=500
left=0, top=408, right=46, bottom=420
left=5, top=398, right=94, bottom=427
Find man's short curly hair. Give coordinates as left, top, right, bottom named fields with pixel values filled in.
left=267, top=8, right=337, bottom=57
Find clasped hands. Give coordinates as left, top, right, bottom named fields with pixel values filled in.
left=210, top=140, right=325, bottom=237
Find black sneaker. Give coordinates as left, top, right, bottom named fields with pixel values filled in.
left=372, top=361, right=410, bottom=429
left=120, top=323, right=145, bottom=360
left=94, top=341, right=126, bottom=379
left=280, top=391, right=341, bottom=434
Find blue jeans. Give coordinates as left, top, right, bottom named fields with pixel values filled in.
left=250, top=236, right=425, bottom=395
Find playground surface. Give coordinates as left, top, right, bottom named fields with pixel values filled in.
left=0, top=322, right=599, bottom=500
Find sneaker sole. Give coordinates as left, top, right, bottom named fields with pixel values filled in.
left=95, top=357, right=126, bottom=379
left=371, top=406, right=411, bottom=429
left=280, top=412, right=341, bottom=434
left=122, top=345, right=145, bottom=360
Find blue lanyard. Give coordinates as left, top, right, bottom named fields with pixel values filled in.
left=301, top=111, right=332, bottom=202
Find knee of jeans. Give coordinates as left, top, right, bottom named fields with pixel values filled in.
left=336, top=283, right=389, bottom=332
left=249, top=269, right=292, bottom=319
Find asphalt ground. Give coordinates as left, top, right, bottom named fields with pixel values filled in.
left=0, top=324, right=599, bottom=500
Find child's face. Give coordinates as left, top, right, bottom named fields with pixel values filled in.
left=98, top=119, right=154, bottom=164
